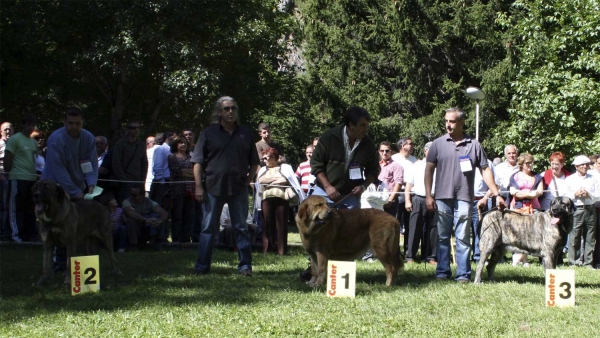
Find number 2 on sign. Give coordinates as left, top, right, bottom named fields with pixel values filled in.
left=71, top=255, right=101, bottom=296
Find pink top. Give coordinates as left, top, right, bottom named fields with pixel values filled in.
left=378, top=159, right=403, bottom=191
left=510, top=171, right=541, bottom=210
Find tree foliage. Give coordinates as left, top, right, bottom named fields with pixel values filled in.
left=494, top=0, right=600, bottom=163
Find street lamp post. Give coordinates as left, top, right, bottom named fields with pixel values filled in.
left=465, top=87, right=485, bottom=141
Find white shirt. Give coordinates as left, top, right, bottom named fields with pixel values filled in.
left=539, top=174, right=569, bottom=210
left=565, top=172, right=600, bottom=206
left=406, top=159, right=435, bottom=196
left=145, top=144, right=159, bottom=191
left=494, top=161, right=519, bottom=193
left=391, top=153, right=417, bottom=189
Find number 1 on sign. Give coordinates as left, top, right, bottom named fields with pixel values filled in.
left=327, top=260, right=356, bottom=298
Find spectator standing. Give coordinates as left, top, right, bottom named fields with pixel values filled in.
left=377, top=141, right=403, bottom=218
left=565, top=155, right=600, bottom=267
left=167, top=136, right=195, bottom=244
left=111, top=121, right=148, bottom=204
left=425, top=108, right=504, bottom=283
left=5, top=114, right=38, bottom=242
left=494, top=145, right=519, bottom=198
left=150, top=131, right=176, bottom=206
left=310, top=107, right=380, bottom=209
left=255, top=147, right=304, bottom=255
left=0, top=122, right=14, bottom=241
left=391, top=137, right=417, bottom=255
left=540, top=152, right=571, bottom=211
left=192, top=96, right=259, bottom=276
left=255, top=123, right=286, bottom=164
left=145, top=135, right=159, bottom=193
left=404, top=142, right=437, bottom=264
left=295, top=144, right=316, bottom=193
left=507, top=153, right=543, bottom=266
left=183, top=129, right=195, bottom=153
left=31, top=129, right=46, bottom=175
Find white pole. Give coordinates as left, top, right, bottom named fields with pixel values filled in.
left=475, top=100, right=480, bottom=141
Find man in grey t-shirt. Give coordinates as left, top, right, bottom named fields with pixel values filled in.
left=424, top=108, right=505, bottom=283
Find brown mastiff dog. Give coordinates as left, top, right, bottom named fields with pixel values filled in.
left=474, top=196, right=575, bottom=284
left=33, top=180, right=122, bottom=286
left=295, top=195, right=403, bottom=287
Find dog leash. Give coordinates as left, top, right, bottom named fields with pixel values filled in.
left=330, top=193, right=353, bottom=208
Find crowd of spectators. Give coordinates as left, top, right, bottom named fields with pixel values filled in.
left=1, top=102, right=599, bottom=278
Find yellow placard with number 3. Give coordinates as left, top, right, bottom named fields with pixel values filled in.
left=71, top=255, right=100, bottom=296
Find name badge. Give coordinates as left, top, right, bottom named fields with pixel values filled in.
left=348, top=162, right=362, bottom=180
left=80, top=160, right=93, bottom=174
left=459, top=155, right=472, bottom=172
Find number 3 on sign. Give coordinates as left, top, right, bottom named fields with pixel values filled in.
left=71, top=255, right=101, bottom=296
left=545, top=269, right=575, bottom=307
left=327, top=260, right=356, bottom=298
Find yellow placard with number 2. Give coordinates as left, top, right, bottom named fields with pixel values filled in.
left=71, top=255, right=100, bottom=296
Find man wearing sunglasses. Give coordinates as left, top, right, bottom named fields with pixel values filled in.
left=192, top=96, right=259, bottom=277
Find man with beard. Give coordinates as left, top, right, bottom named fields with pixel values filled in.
left=425, top=108, right=504, bottom=283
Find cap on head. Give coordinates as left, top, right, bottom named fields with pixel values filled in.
left=572, top=155, right=591, bottom=166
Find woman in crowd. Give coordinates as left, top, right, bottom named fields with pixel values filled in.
left=508, top=153, right=544, bottom=267
left=167, top=136, right=194, bottom=244
left=254, top=147, right=304, bottom=255
left=30, top=129, right=46, bottom=175
left=540, top=151, right=571, bottom=211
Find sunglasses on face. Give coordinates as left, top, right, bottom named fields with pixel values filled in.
left=128, top=126, right=140, bottom=130
left=34, top=136, right=44, bottom=141
left=524, top=161, right=534, bottom=166
left=379, top=149, right=391, bottom=153
left=222, top=106, right=238, bottom=112
left=262, top=157, right=269, bottom=161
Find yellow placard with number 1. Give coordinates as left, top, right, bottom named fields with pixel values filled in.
left=71, top=255, right=100, bottom=296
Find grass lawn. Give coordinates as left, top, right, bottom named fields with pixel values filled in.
left=1, top=238, right=599, bottom=337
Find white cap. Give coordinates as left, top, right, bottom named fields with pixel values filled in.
left=572, top=155, right=591, bottom=166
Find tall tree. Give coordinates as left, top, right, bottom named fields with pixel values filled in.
left=494, top=0, right=600, bottom=162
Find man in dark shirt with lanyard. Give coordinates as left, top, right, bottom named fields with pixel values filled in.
left=191, top=96, right=260, bottom=276
left=425, top=108, right=505, bottom=283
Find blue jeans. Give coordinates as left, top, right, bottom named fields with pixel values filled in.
left=195, top=188, right=252, bottom=273
left=311, top=185, right=359, bottom=209
left=435, top=199, right=472, bottom=280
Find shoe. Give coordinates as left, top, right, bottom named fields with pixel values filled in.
left=366, top=258, right=377, bottom=263
left=117, top=248, right=125, bottom=254
left=406, top=259, right=415, bottom=264
left=240, top=269, right=252, bottom=277
left=12, top=236, right=22, bottom=243
left=457, top=278, right=470, bottom=284
left=428, top=260, right=437, bottom=266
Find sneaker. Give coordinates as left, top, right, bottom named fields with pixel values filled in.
left=117, top=248, right=125, bottom=254
left=406, top=259, right=415, bottom=264
left=12, top=236, right=22, bottom=243
left=240, top=269, right=252, bottom=277
left=457, top=278, right=470, bottom=284
left=427, top=260, right=438, bottom=266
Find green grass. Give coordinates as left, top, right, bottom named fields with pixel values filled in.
left=1, top=241, right=599, bottom=337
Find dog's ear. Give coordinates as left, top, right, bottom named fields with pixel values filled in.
left=296, top=202, right=308, bottom=225
left=569, top=198, right=576, bottom=214
left=55, top=183, right=67, bottom=200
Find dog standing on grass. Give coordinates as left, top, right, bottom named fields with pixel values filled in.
left=474, top=196, right=575, bottom=284
left=33, top=180, right=122, bottom=286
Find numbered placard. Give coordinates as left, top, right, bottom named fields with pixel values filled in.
left=71, top=255, right=100, bottom=296
left=545, top=269, right=575, bottom=307
left=326, top=260, right=356, bottom=298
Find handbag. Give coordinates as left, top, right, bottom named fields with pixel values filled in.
left=284, top=187, right=299, bottom=206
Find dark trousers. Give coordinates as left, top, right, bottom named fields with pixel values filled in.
left=471, top=198, right=491, bottom=262
left=14, top=180, right=37, bottom=241
left=397, top=193, right=411, bottom=255
left=149, top=180, right=171, bottom=240
left=594, top=207, right=600, bottom=267
left=261, top=197, right=289, bottom=255
left=0, top=178, right=11, bottom=240
left=406, top=195, right=437, bottom=261
left=569, top=206, right=596, bottom=266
